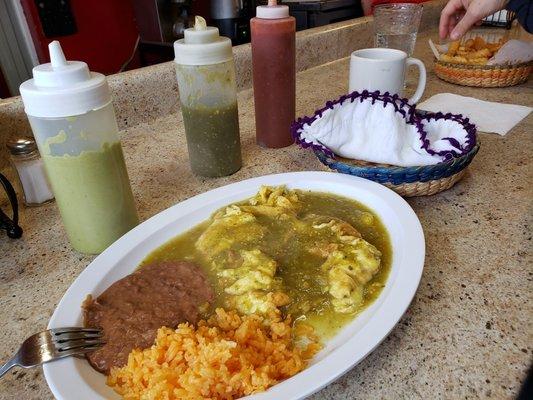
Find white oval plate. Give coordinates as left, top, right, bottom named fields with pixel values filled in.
left=44, top=171, right=424, bottom=400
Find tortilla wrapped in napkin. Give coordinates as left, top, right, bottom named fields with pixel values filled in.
left=292, top=91, right=476, bottom=167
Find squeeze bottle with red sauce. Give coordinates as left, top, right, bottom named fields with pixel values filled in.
left=251, top=0, right=296, bottom=148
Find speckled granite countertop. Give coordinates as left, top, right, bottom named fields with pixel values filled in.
left=1, top=17, right=532, bottom=400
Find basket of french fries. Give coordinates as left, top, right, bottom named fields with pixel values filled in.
left=430, top=34, right=532, bottom=87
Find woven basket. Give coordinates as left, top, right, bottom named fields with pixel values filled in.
left=314, top=142, right=480, bottom=197
left=434, top=60, right=532, bottom=87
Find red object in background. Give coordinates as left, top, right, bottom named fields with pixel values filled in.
left=365, top=0, right=429, bottom=15
left=20, top=0, right=139, bottom=74
left=0, top=67, right=11, bottom=98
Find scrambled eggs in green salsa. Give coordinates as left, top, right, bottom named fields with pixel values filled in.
left=143, top=186, right=391, bottom=338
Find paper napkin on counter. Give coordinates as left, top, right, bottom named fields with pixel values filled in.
left=418, top=93, right=532, bottom=135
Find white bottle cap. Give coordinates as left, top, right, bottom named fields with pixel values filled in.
left=174, top=16, right=233, bottom=66
left=256, top=0, right=289, bottom=19
left=19, top=41, right=110, bottom=118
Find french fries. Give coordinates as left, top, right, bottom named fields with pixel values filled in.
left=440, top=36, right=506, bottom=66
left=446, top=40, right=460, bottom=56
left=440, top=54, right=468, bottom=64
left=473, top=36, right=486, bottom=51
left=464, top=48, right=491, bottom=59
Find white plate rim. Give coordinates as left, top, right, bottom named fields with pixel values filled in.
left=44, top=171, right=425, bottom=400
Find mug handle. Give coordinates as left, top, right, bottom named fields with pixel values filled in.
left=406, top=57, right=426, bottom=104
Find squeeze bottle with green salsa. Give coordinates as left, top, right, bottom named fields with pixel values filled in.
left=174, top=16, right=242, bottom=177
left=19, top=41, right=139, bottom=254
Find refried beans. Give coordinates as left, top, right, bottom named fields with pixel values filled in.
left=83, top=261, right=214, bottom=374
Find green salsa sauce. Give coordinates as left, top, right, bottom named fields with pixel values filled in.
left=181, top=102, right=242, bottom=177
left=42, top=141, right=139, bottom=254
left=142, top=190, right=391, bottom=339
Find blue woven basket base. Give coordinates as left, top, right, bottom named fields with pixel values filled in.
left=315, top=144, right=480, bottom=185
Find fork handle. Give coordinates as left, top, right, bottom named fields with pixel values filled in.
left=0, top=356, right=18, bottom=379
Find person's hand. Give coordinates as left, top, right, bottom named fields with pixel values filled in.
left=439, top=0, right=509, bottom=40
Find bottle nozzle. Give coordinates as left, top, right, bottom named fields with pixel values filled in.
left=257, top=0, right=288, bottom=18
left=49, top=41, right=68, bottom=69
left=184, top=15, right=219, bottom=45
left=194, top=16, right=207, bottom=31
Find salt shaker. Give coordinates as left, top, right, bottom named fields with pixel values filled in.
left=6, top=137, right=54, bottom=207
left=19, top=41, right=139, bottom=254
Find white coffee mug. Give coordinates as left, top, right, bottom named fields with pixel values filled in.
left=349, top=48, right=426, bottom=104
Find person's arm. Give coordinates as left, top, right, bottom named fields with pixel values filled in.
left=506, top=0, right=533, bottom=33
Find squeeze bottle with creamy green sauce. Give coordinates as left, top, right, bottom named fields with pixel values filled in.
left=174, top=16, right=242, bottom=177
left=19, top=41, right=139, bottom=254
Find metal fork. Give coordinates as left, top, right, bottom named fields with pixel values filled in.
left=0, top=327, right=104, bottom=378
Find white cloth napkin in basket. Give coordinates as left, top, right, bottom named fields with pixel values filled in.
left=418, top=93, right=532, bottom=136
left=294, top=92, right=475, bottom=167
